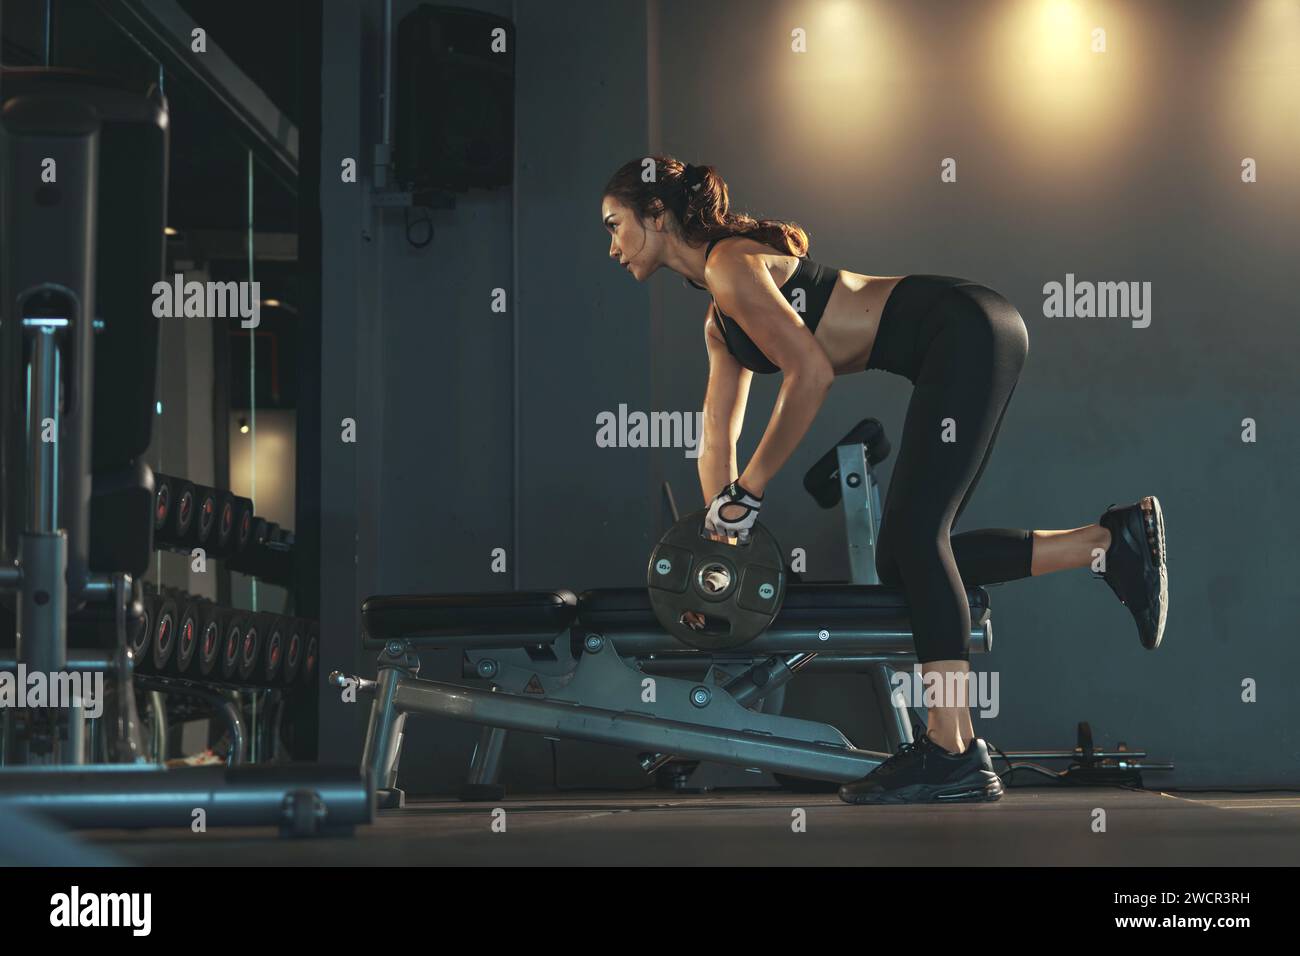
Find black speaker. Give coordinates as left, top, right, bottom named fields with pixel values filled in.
left=394, top=4, right=514, bottom=193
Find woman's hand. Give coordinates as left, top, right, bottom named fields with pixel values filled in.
left=705, top=480, right=764, bottom=543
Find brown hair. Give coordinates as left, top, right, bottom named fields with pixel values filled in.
left=602, top=155, right=809, bottom=257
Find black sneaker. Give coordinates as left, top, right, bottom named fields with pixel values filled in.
left=838, top=734, right=1004, bottom=805
left=1097, top=496, right=1168, bottom=649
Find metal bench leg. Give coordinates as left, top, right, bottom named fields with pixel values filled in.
left=459, top=723, right=508, bottom=801
left=467, top=725, right=505, bottom=784
left=361, top=641, right=418, bottom=809
left=871, top=662, right=915, bottom=753
left=759, top=683, right=787, bottom=715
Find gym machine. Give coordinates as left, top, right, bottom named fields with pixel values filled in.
left=0, top=69, right=370, bottom=835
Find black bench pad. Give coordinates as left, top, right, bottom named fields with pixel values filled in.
left=578, top=584, right=990, bottom=632
left=360, top=584, right=989, bottom=648
left=362, top=590, right=578, bottom=644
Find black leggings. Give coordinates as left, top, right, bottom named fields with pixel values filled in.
left=866, top=275, right=1032, bottom=663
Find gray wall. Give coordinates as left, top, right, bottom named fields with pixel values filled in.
left=321, top=0, right=1300, bottom=791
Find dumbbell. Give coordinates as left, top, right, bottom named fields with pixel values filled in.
left=169, top=595, right=202, bottom=677
left=154, top=474, right=184, bottom=545
left=281, top=618, right=305, bottom=686
left=121, top=576, right=148, bottom=652
left=229, top=496, right=255, bottom=559
left=148, top=588, right=180, bottom=673
left=219, top=610, right=253, bottom=682
left=301, top=621, right=319, bottom=687
left=251, top=612, right=285, bottom=685
left=236, top=612, right=265, bottom=684
left=196, top=601, right=224, bottom=679
left=153, top=474, right=173, bottom=535
left=154, top=477, right=196, bottom=547
left=129, top=582, right=157, bottom=668
left=210, top=491, right=236, bottom=557
left=188, top=485, right=219, bottom=549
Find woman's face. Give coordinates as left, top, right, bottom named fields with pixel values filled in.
left=602, top=196, right=665, bottom=282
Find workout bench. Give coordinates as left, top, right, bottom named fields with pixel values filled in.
left=338, top=419, right=994, bottom=806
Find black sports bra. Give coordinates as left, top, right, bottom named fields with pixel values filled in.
left=688, top=235, right=840, bottom=374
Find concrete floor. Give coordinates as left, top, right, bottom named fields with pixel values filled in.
left=78, top=787, right=1300, bottom=866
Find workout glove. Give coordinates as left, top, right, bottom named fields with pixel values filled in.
left=705, top=480, right=764, bottom=543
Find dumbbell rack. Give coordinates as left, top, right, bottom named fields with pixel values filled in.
left=152, top=472, right=296, bottom=587
left=136, top=473, right=313, bottom=766
left=0, top=78, right=369, bottom=836
left=123, top=582, right=320, bottom=766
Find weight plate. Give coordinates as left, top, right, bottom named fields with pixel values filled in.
left=646, top=509, right=786, bottom=650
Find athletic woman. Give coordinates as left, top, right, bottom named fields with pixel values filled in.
left=601, top=156, right=1168, bottom=805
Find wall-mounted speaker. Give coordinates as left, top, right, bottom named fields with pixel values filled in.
left=395, top=4, right=515, bottom=193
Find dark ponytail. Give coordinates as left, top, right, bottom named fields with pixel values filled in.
left=602, top=155, right=809, bottom=257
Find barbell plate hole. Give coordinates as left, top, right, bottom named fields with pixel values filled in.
left=700, top=568, right=731, bottom=593
left=677, top=612, right=731, bottom=636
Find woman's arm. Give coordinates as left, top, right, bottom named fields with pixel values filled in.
left=708, top=247, right=835, bottom=496
left=698, top=305, right=753, bottom=504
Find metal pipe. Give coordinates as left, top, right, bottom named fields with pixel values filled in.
left=15, top=532, right=68, bottom=672
left=871, top=662, right=913, bottom=752
left=391, top=676, right=888, bottom=781
left=0, top=651, right=113, bottom=672
left=43, top=0, right=55, bottom=65
left=248, top=690, right=257, bottom=763
left=148, top=690, right=168, bottom=761
left=81, top=574, right=117, bottom=599
left=0, top=765, right=373, bottom=830
left=65, top=700, right=86, bottom=765
left=1000, top=749, right=1149, bottom=761
left=105, top=575, right=146, bottom=764
left=723, top=652, right=811, bottom=708
left=381, top=0, right=393, bottom=147
left=375, top=620, right=989, bottom=657
left=26, top=327, right=61, bottom=534
left=133, top=677, right=246, bottom=767
left=642, top=653, right=919, bottom=673
left=619, top=620, right=990, bottom=658
left=466, top=724, right=507, bottom=786
left=370, top=0, right=395, bottom=189
left=362, top=667, right=407, bottom=790
left=328, top=671, right=376, bottom=695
